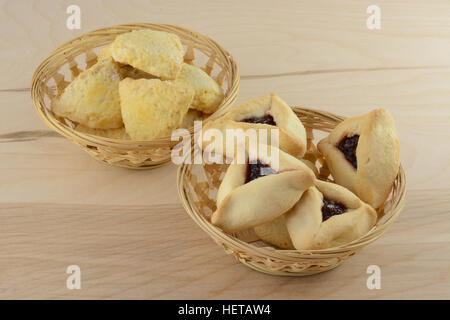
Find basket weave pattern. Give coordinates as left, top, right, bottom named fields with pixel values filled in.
left=31, top=24, right=240, bottom=169
left=177, top=107, right=406, bottom=276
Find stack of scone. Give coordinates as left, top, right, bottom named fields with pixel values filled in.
left=51, top=29, right=224, bottom=140
left=201, top=94, right=400, bottom=250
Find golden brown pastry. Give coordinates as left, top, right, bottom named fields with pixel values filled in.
left=317, top=109, right=400, bottom=208
left=119, top=78, right=194, bottom=140
left=200, top=94, right=307, bottom=158
left=98, top=44, right=155, bottom=80
left=110, top=29, right=184, bottom=80
left=51, top=57, right=122, bottom=129
left=285, top=180, right=377, bottom=250
left=174, top=63, right=224, bottom=114
left=212, top=145, right=315, bottom=233
left=118, top=64, right=155, bottom=80
left=97, top=44, right=113, bottom=60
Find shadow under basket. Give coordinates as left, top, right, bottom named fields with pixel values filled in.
left=31, top=23, right=239, bottom=169
left=177, top=107, right=406, bottom=276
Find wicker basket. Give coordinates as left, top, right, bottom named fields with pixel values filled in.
left=31, top=23, right=240, bottom=169
left=177, top=107, right=406, bottom=276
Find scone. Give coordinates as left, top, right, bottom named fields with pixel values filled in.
left=285, top=180, right=377, bottom=250
left=119, top=78, right=194, bottom=140
left=99, top=42, right=158, bottom=80
left=317, top=109, right=400, bottom=208
left=51, top=57, right=122, bottom=129
left=110, top=29, right=184, bottom=80
left=118, top=64, right=155, bottom=80
left=75, top=124, right=130, bottom=140
left=97, top=44, right=113, bottom=60
left=200, top=94, right=307, bottom=158
left=175, top=63, right=224, bottom=114
left=212, top=144, right=315, bottom=233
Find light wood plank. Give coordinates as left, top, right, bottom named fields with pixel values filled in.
left=0, top=0, right=449, bottom=299
left=3, top=0, right=450, bottom=88
left=0, top=190, right=448, bottom=299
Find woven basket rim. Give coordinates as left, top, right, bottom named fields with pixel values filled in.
left=30, top=23, right=240, bottom=149
left=177, top=106, right=407, bottom=260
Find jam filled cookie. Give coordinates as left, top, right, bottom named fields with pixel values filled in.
left=200, top=94, right=307, bottom=158
left=212, top=145, right=315, bottom=233
left=51, top=57, right=123, bottom=129
left=254, top=215, right=295, bottom=249
left=317, top=109, right=400, bottom=209
left=285, top=180, right=377, bottom=250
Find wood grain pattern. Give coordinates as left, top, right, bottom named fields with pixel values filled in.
left=0, top=0, right=449, bottom=299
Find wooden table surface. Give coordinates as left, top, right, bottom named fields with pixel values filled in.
left=1, top=0, right=449, bottom=299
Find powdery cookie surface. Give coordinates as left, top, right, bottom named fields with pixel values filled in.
left=118, top=64, right=155, bottom=80
left=119, top=78, right=194, bottom=140
left=175, top=63, right=223, bottom=114
left=51, top=57, right=123, bottom=129
left=110, top=29, right=184, bottom=80
left=97, top=44, right=113, bottom=60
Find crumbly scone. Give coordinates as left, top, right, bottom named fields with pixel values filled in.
left=110, top=29, right=184, bottom=80
left=51, top=57, right=123, bottom=129
left=98, top=43, right=155, bottom=79
left=212, top=144, right=315, bottom=233
left=200, top=94, right=307, bottom=158
left=118, top=64, right=155, bottom=80
left=254, top=215, right=295, bottom=249
left=97, top=44, right=113, bottom=60
left=317, top=109, right=400, bottom=208
left=119, top=78, right=194, bottom=140
left=75, top=124, right=130, bottom=140
left=285, top=180, right=377, bottom=250
left=175, top=63, right=224, bottom=114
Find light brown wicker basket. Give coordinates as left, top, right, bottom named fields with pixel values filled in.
left=31, top=23, right=239, bottom=169
left=177, top=107, right=406, bottom=276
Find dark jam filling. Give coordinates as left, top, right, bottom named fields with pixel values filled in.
left=241, top=114, right=276, bottom=126
left=245, top=160, right=277, bottom=183
left=337, top=135, right=360, bottom=169
left=322, top=198, right=347, bottom=221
